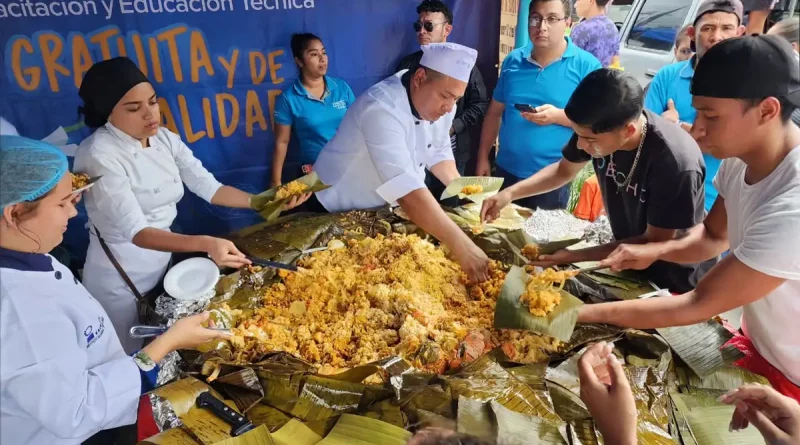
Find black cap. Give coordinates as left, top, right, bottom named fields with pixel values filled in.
left=78, top=57, right=149, bottom=128
left=694, top=0, right=743, bottom=26
left=691, top=35, right=800, bottom=108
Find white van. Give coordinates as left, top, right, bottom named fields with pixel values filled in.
left=613, top=0, right=799, bottom=85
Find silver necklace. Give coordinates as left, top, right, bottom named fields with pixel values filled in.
left=610, top=115, right=647, bottom=193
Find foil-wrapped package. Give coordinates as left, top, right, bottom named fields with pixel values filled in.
left=154, top=289, right=214, bottom=325
left=149, top=393, right=182, bottom=432
left=156, top=351, right=183, bottom=387
left=583, top=215, right=614, bottom=245
left=524, top=209, right=590, bottom=244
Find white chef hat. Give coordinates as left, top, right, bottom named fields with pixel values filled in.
left=419, top=42, right=478, bottom=83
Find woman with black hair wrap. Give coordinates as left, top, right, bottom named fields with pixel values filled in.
left=73, top=57, right=306, bottom=354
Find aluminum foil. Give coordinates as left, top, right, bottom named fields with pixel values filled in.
left=583, top=215, right=614, bottom=245
left=157, top=351, right=183, bottom=387
left=524, top=209, right=590, bottom=244
left=149, top=393, right=182, bottom=432
left=154, top=289, right=214, bottom=325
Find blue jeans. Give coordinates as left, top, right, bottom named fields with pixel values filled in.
left=496, top=165, right=570, bottom=211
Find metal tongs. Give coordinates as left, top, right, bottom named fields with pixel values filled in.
left=129, top=325, right=230, bottom=338
left=572, top=264, right=609, bottom=274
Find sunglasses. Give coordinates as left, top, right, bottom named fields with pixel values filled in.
left=413, top=21, right=446, bottom=32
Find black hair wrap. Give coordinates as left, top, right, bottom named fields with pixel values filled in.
left=78, top=57, right=149, bottom=128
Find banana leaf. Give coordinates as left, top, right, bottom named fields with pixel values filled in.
left=545, top=381, right=591, bottom=422
left=316, top=414, right=412, bottom=445
left=250, top=172, right=330, bottom=222
left=324, top=356, right=413, bottom=384
left=656, top=321, right=744, bottom=378
left=245, top=404, right=292, bottom=432
left=671, top=391, right=761, bottom=445
left=677, top=365, right=768, bottom=393
left=149, top=378, right=244, bottom=445
left=573, top=271, right=655, bottom=301
left=215, top=426, right=274, bottom=445
left=456, top=397, right=495, bottom=442
left=289, top=376, right=391, bottom=423
left=491, top=400, right=567, bottom=445
left=269, top=419, right=322, bottom=445
left=362, top=399, right=407, bottom=429
left=211, top=367, right=264, bottom=413
left=138, top=427, right=200, bottom=445
left=494, top=266, right=583, bottom=342
left=441, top=176, right=504, bottom=203
left=567, top=421, right=603, bottom=445
left=503, top=228, right=582, bottom=256
left=447, top=355, right=561, bottom=421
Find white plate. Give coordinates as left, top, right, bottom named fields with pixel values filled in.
left=163, top=258, right=220, bottom=301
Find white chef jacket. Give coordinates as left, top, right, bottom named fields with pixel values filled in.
left=0, top=249, right=141, bottom=445
left=313, top=70, right=456, bottom=213
left=74, top=123, right=223, bottom=353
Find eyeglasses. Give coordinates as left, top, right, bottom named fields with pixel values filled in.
left=529, top=16, right=567, bottom=28
left=413, top=21, right=446, bottom=32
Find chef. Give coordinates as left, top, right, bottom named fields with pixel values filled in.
left=312, top=42, right=490, bottom=282
left=73, top=57, right=305, bottom=354
left=0, top=136, right=228, bottom=445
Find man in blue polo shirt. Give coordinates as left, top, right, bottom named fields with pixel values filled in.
left=645, top=0, right=745, bottom=212
left=476, top=0, right=600, bottom=210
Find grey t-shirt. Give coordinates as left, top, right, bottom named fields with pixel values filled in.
left=563, top=110, right=717, bottom=292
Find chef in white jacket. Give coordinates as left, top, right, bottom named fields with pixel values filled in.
left=312, top=42, right=490, bottom=282
left=73, top=57, right=282, bottom=353
left=0, top=135, right=228, bottom=445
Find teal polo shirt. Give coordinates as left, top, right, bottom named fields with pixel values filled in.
left=493, top=38, right=601, bottom=179
left=645, top=59, right=720, bottom=213
left=274, top=76, right=355, bottom=165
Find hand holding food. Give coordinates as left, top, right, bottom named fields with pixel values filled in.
left=452, top=241, right=491, bottom=283
left=528, top=248, right=575, bottom=268
left=480, top=190, right=512, bottom=223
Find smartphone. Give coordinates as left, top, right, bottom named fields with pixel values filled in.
left=514, top=104, right=536, bottom=113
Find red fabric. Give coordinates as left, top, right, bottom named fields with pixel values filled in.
left=137, top=395, right=159, bottom=441
left=723, top=325, right=800, bottom=403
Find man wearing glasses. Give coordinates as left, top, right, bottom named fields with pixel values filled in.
left=476, top=0, right=600, bottom=211
left=397, top=0, right=489, bottom=187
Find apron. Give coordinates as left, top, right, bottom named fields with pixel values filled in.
left=83, top=232, right=171, bottom=354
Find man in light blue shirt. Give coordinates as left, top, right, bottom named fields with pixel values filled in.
left=476, top=0, right=600, bottom=210
left=645, top=0, right=745, bottom=212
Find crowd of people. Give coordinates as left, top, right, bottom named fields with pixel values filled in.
left=1, top=0, right=799, bottom=443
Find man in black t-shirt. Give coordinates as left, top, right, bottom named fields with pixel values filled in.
left=481, top=69, right=716, bottom=292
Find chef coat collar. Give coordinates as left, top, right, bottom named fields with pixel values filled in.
left=401, top=70, right=423, bottom=121
left=104, top=122, right=151, bottom=153
left=0, top=246, right=53, bottom=272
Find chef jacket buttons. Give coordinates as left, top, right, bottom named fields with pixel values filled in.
left=419, top=163, right=424, bottom=168
left=415, top=121, right=420, bottom=125
left=74, top=276, right=80, bottom=285
left=54, top=271, right=62, bottom=280
left=427, top=144, right=432, bottom=148
left=174, top=179, right=180, bottom=183
left=154, top=188, right=161, bottom=194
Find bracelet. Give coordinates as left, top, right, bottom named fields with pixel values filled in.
left=133, top=351, right=157, bottom=372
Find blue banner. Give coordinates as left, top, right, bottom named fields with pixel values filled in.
left=0, top=0, right=499, bottom=263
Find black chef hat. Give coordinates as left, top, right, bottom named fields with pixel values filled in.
left=78, top=57, right=149, bottom=128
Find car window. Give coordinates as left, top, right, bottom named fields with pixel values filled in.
left=626, top=0, right=693, bottom=52
left=608, top=0, right=635, bottom=25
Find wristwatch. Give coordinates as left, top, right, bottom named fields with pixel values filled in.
left=133, top=351, right=157, bottom=372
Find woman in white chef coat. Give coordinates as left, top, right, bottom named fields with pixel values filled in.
left=312, top=42, right=490, bottom=282
left=0, top=136, right=230, bottom=445
left=73, top=57, right=304, bottom=354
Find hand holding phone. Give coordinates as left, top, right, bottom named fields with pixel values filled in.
left=514, top=104, right=536, bottom=113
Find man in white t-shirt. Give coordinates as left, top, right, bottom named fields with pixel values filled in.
left=580, top=35, right=800, bottom=401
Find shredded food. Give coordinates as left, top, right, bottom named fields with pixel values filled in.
left=520, top=268, right=577, bottom=316
left=71, top=173, right=89, bottom=190
left=521, top=243, right=540, bottom=261
left=275, top=180, right=309, bottom=200
left=226, top=234, right=559, bottom=374
left=460, top=184, right=483, bottom=195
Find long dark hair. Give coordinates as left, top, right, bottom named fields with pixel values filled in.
left=290, top=33, right=323, bottom=79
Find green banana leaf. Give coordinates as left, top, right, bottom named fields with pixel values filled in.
left=249, top=172, right=330, bottom=222
left=494, top=266, right=583, bottom=342
left=491, top=400, right=567, bottom=445
left=656, top=321, right=744, bottom=378
left=440, top=176, right=504, bottom=203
